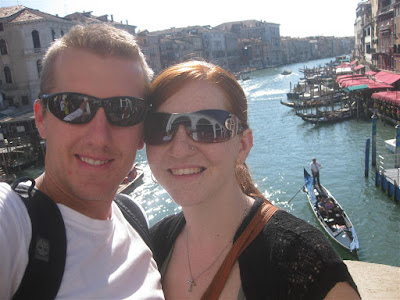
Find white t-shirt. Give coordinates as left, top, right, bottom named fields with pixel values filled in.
left=310, top=161, right=321, bottom=173
left=0, top=183, right=164, bottom=299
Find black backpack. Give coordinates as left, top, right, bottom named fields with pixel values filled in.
left=10, top=177, right=152, bottom=300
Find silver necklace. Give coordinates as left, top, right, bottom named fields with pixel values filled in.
left=186, top=198, right=249, bottom=292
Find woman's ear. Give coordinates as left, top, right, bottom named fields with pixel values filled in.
left=236, top=128, right=253, bottom=165
left=34, top=99, right=47, bottom=139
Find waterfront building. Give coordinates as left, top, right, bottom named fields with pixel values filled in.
left=0, top=6, right=73, bottom=108
left=392, top=2, right=400, bottom=72
left=353, top=0, right=400, bottom=73
left=216, top=20, right=283, bottom=67
left=136, top=30, right=162, bottom=74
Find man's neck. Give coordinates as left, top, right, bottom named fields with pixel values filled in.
left=35, top=173, right=113, bottom=220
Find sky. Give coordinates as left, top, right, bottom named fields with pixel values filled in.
left=0, top=0, right=364, bottom=37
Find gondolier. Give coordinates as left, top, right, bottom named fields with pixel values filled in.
left=310, top=158, right=322, bottom=187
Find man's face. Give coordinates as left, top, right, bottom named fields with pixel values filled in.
left=36, top=48, right=145, bottom=202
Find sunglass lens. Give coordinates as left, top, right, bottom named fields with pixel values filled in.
left=144, top=113, right=170, bottom=145
left=106, top=99, right=147, bottom=127
left=47, top=94, right=93, bottom=124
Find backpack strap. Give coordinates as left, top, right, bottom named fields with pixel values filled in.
left=114, top=193, right=153, bottom=251
left=11, top=177, right=67, bottom=300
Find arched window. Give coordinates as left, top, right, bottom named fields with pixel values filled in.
left=4, top=66, right=12, bottom=83
left=51, top=29, right=56, bottom=41
left=37, top=60, right=42, bottom=77
left=32, top=30, right=41, bottom=49
left=61, top=30, right=64, bottom=36
left=0, top=39, right=7, bottom=55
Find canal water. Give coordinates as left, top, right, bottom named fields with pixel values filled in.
left=130, top=57, right=400, bottom=267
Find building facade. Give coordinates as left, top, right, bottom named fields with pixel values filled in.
left=0, top=6, right=73, bottom=108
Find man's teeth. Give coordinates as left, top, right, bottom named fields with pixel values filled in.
left=80, top=156, right=109, bottom=166
left=170, top=167, right=203, bottom=175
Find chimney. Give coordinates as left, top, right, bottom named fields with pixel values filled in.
left=126, top=19, right=128, bottom=25
left=111, top=14, right=114, bottom=22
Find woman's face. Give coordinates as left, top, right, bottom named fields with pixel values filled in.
left=146, top=80, right=250, bottom=207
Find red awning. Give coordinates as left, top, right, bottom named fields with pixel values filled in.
left=350, top=60, right=358, bottom=66
left=365, top=71, right=377, bottom=76
left=374, top=71, right=400, bottom=85
left=353, top=64, right=365, bottom=71
left=336, top=74, right=365, bottom=84
left=372, top=91, right=400, bottom=105
left=339, top=77, right=393, bottom=89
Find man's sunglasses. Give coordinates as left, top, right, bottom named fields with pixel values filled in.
left=144, top=109, right=247, bottom=145
left=40, top=92, right=149, bottom=127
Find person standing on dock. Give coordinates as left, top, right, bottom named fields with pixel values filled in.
left=0, top=24, right=163, bottom=299
left=310, top=157, right=322, bottom=187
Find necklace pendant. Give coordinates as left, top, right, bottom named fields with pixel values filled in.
left=188, top=278, right=195, bottom=292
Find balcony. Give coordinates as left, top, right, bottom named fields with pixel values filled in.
left=24, top=47, right=46, bottom=56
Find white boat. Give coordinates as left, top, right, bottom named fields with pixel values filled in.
left=385, top=139, right=396, bottom=153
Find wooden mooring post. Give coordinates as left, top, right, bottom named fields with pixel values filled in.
left=371, top=114, right=378, bottom=167
left=365, top=138, right=370, bottom=177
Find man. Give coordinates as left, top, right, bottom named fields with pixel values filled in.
left=0, top=24, right=164, bottom=299
left=310, top=157, right=322, bottom=187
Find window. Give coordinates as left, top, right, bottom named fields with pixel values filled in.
left=32, top=30, right=41, bottom=49
left=4, top=66, right=12, bottom=83
left=51, top=29, right=56, bottom=41
left=37, top=60, right=42, bottom=77
left=0, top=23, right=3, bottom=31
left=61, top=30, right=64, bottom=36
left=21, top=96, right=29, bottom=105
left=0, top=39, right=7, bottom=55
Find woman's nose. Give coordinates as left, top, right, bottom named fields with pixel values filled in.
left=168, top=125, right=196, bottom=156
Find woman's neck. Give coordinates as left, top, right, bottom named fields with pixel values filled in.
left=182, top=192, right=254, bottom=246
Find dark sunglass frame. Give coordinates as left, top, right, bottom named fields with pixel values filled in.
left=40, top=92, right=149, bottom=127
left=144, top=109, right=247, bottom=145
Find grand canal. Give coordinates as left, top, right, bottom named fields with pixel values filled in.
left=130, top=57, right=400, bottom=267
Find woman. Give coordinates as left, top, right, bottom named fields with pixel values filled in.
left=145, top=61, right=359, bottom=299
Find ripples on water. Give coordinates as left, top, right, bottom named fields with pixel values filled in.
left=132, top=58, right=399, bottom=267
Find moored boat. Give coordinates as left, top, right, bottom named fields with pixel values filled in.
left=281, top=70, right=292, bottom=75
left=303, top=169, right=359, bottom=257
left=384, top=138, right=396, bottom=153
left=118, top=163, right=144, bottom=194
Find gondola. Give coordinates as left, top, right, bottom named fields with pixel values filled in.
left=303, top=169, right=359, bottom=257
left=118, top=163, right=144, bottom=194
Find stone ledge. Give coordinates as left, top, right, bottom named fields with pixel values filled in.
left=344, top=260, right=400, bottom=299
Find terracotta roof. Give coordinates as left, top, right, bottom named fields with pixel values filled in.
left=0, top=5, right=25, bottom=18
left=10, top=9, right=42, bottom=23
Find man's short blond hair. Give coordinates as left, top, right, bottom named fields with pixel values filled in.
left=40, top=23, right=153, bottom=95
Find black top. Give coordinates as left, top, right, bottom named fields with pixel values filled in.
left=150, top=198, right=359, bottom=300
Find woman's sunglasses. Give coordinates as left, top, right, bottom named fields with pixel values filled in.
left=144, top=109, right=247, bottom=145
left=40, top=92, right=149, bottom=127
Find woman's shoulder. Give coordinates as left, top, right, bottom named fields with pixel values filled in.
left=149, top=212, right=185, bottom=269
left=261, top=209, right=343, bottom=265
left=150, top=211, right=185, bottom=238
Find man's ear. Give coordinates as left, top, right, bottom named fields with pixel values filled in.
left=34, top=99, right=47, bottom=139
left=236, top=128, right=253, bottom=165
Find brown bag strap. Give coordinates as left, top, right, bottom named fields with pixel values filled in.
left=201, top=201, right=278, bottom=300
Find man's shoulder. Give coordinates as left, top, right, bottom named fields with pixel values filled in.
left=0, top=182, right=27, bottom=212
